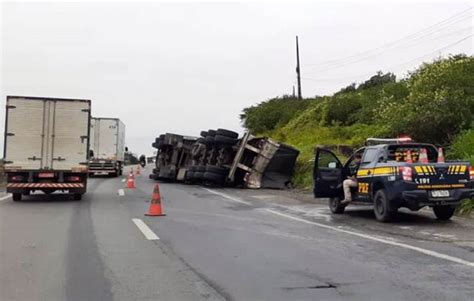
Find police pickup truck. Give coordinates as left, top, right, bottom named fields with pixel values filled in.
left=313, top=138, right=474, bottom=222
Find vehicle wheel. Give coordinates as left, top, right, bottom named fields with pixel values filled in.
left=205, top=166, right=229, bottom=175
left=205, top=136, right=215, bottom=143
left=433, top=206, right=455, bottom=220
left=200, top=131, right=209, bottom=138
left=203, top=172, right=226, bottom=184
left=329, top=197, right=345, bottom=214
left=12, top=193, right=22, bottom=202
left=214, top=135, right=238, bottom=145
left=118, top=169, right=123, bottom=176
left=216, top=128, right=239, bottom=139
left=207, top=129, right=217, bottom=137
left=73, top=193, right=82, bottom=201
left=373, top=189, right=396, bottom=222
left=186, top=171, right=194, bottom=180
left=110, top=172, right=118, bottom=177
left=193, top=172, right=204, bottom=180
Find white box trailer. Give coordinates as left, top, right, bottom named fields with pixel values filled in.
left=3, top=96, right=91, bottom=201
left=89, top=117, right=125, bottom=176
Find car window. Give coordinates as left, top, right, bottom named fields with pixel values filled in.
left=362, top=148, right=378, bottom=164
left=318, top=150, right=341, bottom=169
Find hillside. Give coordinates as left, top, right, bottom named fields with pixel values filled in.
left=241, top=55, right=474, bottom=190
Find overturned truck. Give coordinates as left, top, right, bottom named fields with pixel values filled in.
left=150, top=129, right=299, bottom=189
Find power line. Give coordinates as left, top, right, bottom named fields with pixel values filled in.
left=305, top=7, right=473, bottom=70
left=302, top=33, right=473, bottom=83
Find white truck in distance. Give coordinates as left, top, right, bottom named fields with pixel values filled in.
left=89, top=117, right=125, bottom=176
left=3, top=96, right=91, bottom=201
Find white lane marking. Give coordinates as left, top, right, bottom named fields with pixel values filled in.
left=266, top=209, right=474, bottom=267
left=117, top=189, right=125, bottom=196
left=201, top=188, right=252, bottom=205
left=132, top=218, right=160, bottom=240
left=0, top=194, right=12, bottom=202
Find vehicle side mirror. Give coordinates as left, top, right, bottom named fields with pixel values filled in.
left=125, top=147, right=129, bottom=152
left=328, top=162, right=337, bottom=168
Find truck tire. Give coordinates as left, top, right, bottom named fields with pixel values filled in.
left=205, top=166, right=229, bottom=175
left=73, top=193, right=82, bottom=201
left=214, top=135, right=238, bottom=145
left=207, top=129, right=217, bottom=137
left=12, top=193, right=22, bottom=202
left=203, top=172, right=225, bottom=184
left=433, top=206, right=455, bottom=220
left=373, top=189, right=396, bottom=222
left=216, top=129, right=238, bottom=139
left=194, top=172, right=204, bottom=180
left=185, top=171, right=194, bottom=180
left=205, top=136, right=215, bottom=143
left=329, top=197, right=345, bottom=214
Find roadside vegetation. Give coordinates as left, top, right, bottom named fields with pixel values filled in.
left=241, top=55, right=474, bottom=213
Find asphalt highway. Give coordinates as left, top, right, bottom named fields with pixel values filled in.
left=1, top=166, right=473, bottom=300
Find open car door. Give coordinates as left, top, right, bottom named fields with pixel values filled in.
left=313, top=148, right=343, bottom=198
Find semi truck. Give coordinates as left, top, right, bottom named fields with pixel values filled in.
left=89, top=117, right=125, bottom=176
left=3, top=96, right=91, bottom=201
left=150, top=129, right=299, bottom=189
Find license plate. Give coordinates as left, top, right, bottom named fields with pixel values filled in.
left=431, top=190, right=449, bottom=198
left=38, top=172, right=54, bottom=178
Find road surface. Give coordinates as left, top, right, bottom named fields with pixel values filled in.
left=1, top=166, right=473, bottom=300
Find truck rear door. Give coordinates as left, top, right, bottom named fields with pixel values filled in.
left=4, top=96, right=90, bottom=171
left=50, top=100, right=90, bottom=170
left=4, top=97, right=45, bottom=169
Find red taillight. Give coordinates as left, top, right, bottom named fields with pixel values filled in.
left=11, top=175, right=24, bottom=182
left=469, top=166, right=474, bottom=181
left=66, top=176, right=81, bottom=182
left=399, top=166, right=413, bottom=182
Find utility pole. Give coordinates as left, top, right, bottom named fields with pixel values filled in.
left=296, top=36, right=302, bottom=100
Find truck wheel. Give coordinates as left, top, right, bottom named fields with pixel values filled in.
left=12, top=193, right=22, bottom=202
left=207, top=129, right=217, bottom=137
left=214, top=135, right=238, bottom=145
left=329, top=197, right=345, bottom=214
left=73, top=193, right=82, bottom=201
left=205, top=166, right=229, bottom=175
left=433, top=206, right=455, bottom=220
left=203, top=172, right=226, bottom=183
left=216, top=129, right=238, bottom=139
left=205, top=136, right=215, bottom=143
left=373, top=189, right=396, bottom=222
left=193, top=172, right=204, bottom=180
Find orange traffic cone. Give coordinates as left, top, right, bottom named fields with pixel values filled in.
left=405, top=150, right=413, bottom=163
left=419, top=148, right=428, bottom=164
left=437, top=147, right=445, bottom=163
left=145, top=184, right=166, bottom=216
left=136, top=165, right=141, bottom=176
left=127, top=172, right=136, bottom=189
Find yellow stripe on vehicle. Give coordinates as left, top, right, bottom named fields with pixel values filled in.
left=357, top=169, right=371, bottom=177
left=414, top=166, right=424, bottom=175
left=372, top=167, right=393, bottom=175
left=459, top=165, right=467, bottom=173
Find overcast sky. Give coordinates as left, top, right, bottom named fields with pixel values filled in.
left=1, top=1, right=473, bottom=156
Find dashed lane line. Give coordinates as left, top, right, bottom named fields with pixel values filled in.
left=0, top=194, right=11, bottom=202
left=266, top=209, right=474, bottom=268
left=132, top=218, right=160, bottom=240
